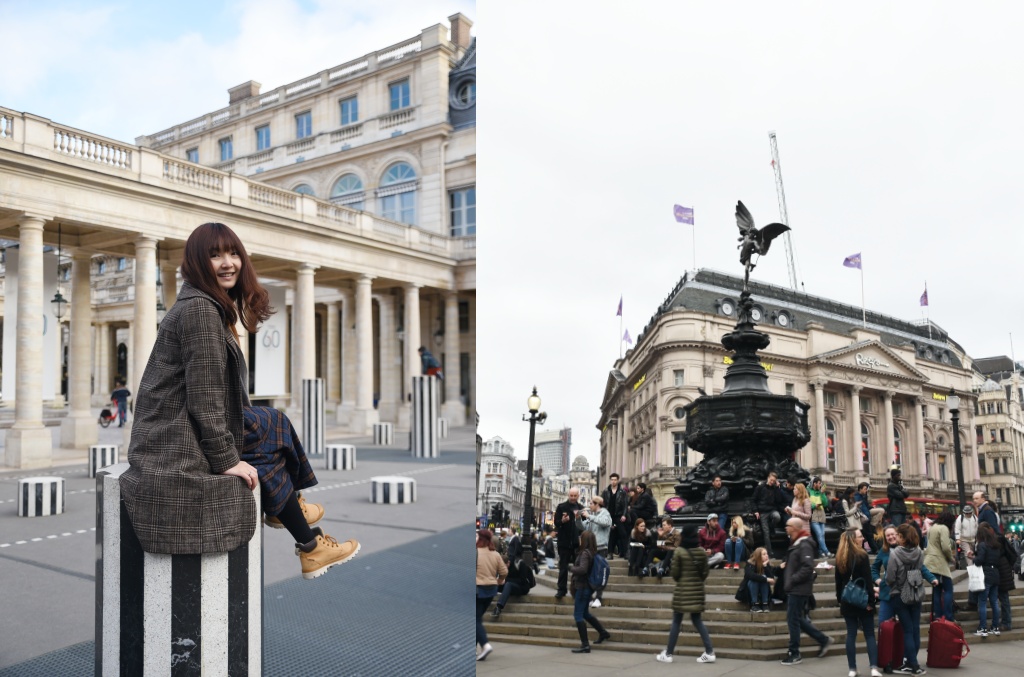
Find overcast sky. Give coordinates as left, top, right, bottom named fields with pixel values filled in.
left=0, top=0, right=475, bottom=143
left=479, top=2, right=1024, bottom=473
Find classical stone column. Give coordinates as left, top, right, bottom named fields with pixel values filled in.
left=968, top=403, right=981, bottom=480
left=397, top=283, right=421, bottom=431
left=849, top=386, right=862, bottom=475
left=131, top=236, right=158, bottom=395
left=6, top=215, right=53, bottom=468
left=351, top=274, right=378, bottom=433
left=375, top=294, right=400, bottom=422
left=883, top=391, right=896, bottom=471
left=160, top=263, right=178, bottom=309
left=442, top=291, right=465, bottom=425
left=52, top=325, right=65, bottom=408
left=812, top=379, right=827, bottom=469
left=337, top=291, right=356, bottom=425
left=61, top=250, right=98, bottom=448
left=326, top=302, right=341, bottom=404
left=290, top=263, right=317, bottom=410
left=914, top=396, right=927, bottom=477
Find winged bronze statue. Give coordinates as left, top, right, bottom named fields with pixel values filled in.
left=735, top=201, right=790, bottom=288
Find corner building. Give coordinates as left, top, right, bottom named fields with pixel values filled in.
left=597, top=269, right=986, bottom=508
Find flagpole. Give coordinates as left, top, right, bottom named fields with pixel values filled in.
left=619, top=310, right=623, bottom=360
left=860, top=265, right=866, bottom=328
left=925, top=281, right=931, bottom=339
left=691, top=212, right=696, bottom=273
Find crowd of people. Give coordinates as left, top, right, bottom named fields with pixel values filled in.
left=475, top=467, right=1023, bottom=670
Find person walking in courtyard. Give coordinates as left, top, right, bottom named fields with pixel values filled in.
left=743, top=546, right=776, bottom=612
left=656, top=524, right=716, bottom=664
left=110, top=378, right=131, bottom=427
left=476, top=529, right=507, bottom=661
left=834, top=529, right=881, bottom=677
left=568, top=531, right=611, bottom=653
left=119, top=222, right=358, bottom=579
left=781, top=517, right=833, bottom=665
left=885, top=523, right=936, bottom=674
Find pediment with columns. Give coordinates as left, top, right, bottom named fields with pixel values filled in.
left=810, top=340, right=927, bottom=387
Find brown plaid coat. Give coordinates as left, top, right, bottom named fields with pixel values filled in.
left=119, top=283, right=255, bottom=554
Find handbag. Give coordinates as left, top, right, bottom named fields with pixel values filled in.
left=841, top=577, right=870, bottom=610
left=966, top=564, right=985, bottom=592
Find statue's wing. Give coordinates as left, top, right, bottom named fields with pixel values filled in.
left=735, top=201, right=755, bottom=235
left=758, top=223, right=791, bottom=255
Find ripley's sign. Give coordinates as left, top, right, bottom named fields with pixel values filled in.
left=855, top=353, right=891, bottom=370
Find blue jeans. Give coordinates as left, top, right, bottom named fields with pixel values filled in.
left=748, top=580, right=770, bottom=605
left=877, top=598, right=894, bottom=624
left=666, top=611, right=713, bottom=655
left=844, top=613, right=878, bottom=671
left=476, top=585, right=497, bottom=648
left=889, top=597, right=921, bottom=669
left=116, top=400, right=127, bottom=424
left=931, top=575, right=954, bottom=621
left=496, top=580, right=530, bottom=609
left=890, top=513, right=906, bottom=527
left=786, top=593, right=828, bottom=656
left=573, top=586, right=598, bottom=623
left=718, top=513, right=729, bottom=531
left=810, top=521, right=829, bottom=556
left=977, top=583, right=1000, bottom=631
left=725, top=538, right=745, bottom=564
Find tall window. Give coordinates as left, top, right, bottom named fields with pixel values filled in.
left=938, top=455, right=947, bottom=481
left=824, top=392, right=838, bottom=407
left=97, top=259, right=106, bottom=274
left=785, top=383, right=795, bottom=396
left=860, top=423, right=871, bottom=474
left=389, top=79, right=410, bottom=110
left=186, top=147, right=198, bottom=163
left=674, top=370, right=685, bottom=387
left=117, top=257, right=126, bottom=271
left=825, top=419, right=837, bottom=472
left=449, top=186, right=476, bottom=236
left=295, top=111, right=312, bottom=139
left=673, top=432, right=687, bottom=468
left=378, top=162, right=417, bottom=225
left=256, top=125, right=271, bottom=151
left=459, top=300, right=470, bottom=333
left=330, top=174, right=364, bottom=209
left=893, top=426, right=902, bottom=466
left=977, top=425, right=984, bottom=446
left=340, top=96, right=358, bottom=125
left=219, top=137, right=233, bottom=162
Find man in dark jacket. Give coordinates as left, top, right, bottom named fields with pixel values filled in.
left=974, top=491, right=1001, bottom=533
left=554, top=487, right=583, bottom=599
left=704, top=475, right=730, bottom=531
left=753, top=471, right=788, bottom=559
left=601, top=473, right=630, bottom=559
left=887, top=468, right=910, bottom=526
left=491, top=555, right=536, bottom=619
left=506, top=526, right=522, bottom=563
left=631, top=482, right=658, bottom=526
left=781, top=518, right=832, bottom=665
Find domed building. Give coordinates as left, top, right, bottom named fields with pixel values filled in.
left=569, top=454, right=597, bottom=506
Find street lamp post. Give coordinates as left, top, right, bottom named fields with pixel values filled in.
left=521, top=386, right=547, bottom=569
left=948, top=387, right=967, bottom=514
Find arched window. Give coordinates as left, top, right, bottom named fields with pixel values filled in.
left=825, top=418, right=837, bottom=472
left=293, top=184, right=315, bottom=196
left=893, top=426, right=902, bottom=466
left=861, top=423, right=871, bottom=474
left=330, top=173, right=364, bottom=210
left=377, top=162, right=417, bottom=225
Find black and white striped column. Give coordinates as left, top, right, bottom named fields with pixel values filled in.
left=372, top=422, right=394, bottom=446
left=325, top=444, right=356, bottom=470
left=370, top=475, right=416, bottom=504
left=302, top=377, right=325, bottom=456
left=410, top=375, right=439, bottom=458
left=89, top=444, right=120, bottom=478
left=95, top=463, right=262, bottom=676
left=18, top=476, right=65, bottom=516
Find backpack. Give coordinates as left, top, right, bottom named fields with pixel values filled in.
left=589, top=552, right=610, bottom=590
left=900, top=564, right=927, bottom=604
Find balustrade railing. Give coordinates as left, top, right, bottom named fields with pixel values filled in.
left=286, top=77, right=321, bottom=98
left=246, top=150, right=274, bottom=167
left=378, top=39, right=422, bottom=63
left=330, top=124, right=362, bottom=143
left=286, top=138, right=314, bottom=155
left=0, top=115, right=13, bottom=139
left=379, top=108, right=415, bottom=130
left=372, top=218, right=407, bottom=238
left=329, top=61, right=369, bottom=81
left=316, top=202, right=358, bottom=226
left=162, top=159, right=225, bottom=193
left=248, top=183, right=296, bottom=211
left=52, top=128, right=132, bottom=170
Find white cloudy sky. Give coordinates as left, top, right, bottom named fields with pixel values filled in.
left=479, top=2, right=1024, bottom=472
left=0, top=0, right=475, bottom=143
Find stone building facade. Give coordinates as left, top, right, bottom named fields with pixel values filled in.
left=974, top=369, right=1024, bottom=508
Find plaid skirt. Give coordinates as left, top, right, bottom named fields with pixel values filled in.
left=241, top=406, right=317, bottom=517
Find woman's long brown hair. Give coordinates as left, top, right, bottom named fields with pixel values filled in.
left=180, top=223, right=273, bottom=332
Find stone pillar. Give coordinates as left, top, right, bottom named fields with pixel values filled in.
left=52, top=326, right=65, bottom=408
left=375, top=294, right=400, bottom=423
left=442, top=292, right=465, bottom=425
left=326, top=302, right=341, bottom=403
left=337, top=291, right=356, bottom=425
left=97, top=323, right=110, bottom=402
left=6, top=215, right=53, bottom=468
left=812, top=379, right=827, bottom=470
left=849, top=386, right=862, bottom=475
left=290, top=263, right=317, bottom=411
left=161, top=263, right=178, bottom=309
left=61, top=250, right=98, bottom=448
left=883, top=391, right=896, bottom=471
left=351, top=274, right=378, bottom=434
left=397, top=283, right=421, bottom=431
left=968, top=405, right=981, bottom=480
left=914, top=396, right=928, bottom=478
left=131, top=236, right=158, bottom=395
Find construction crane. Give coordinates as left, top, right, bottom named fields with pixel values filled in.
left=768, top=131, right=800, bottom=291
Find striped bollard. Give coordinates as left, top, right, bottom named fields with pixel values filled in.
left=370, top=475, right=416, bottom=504
left=438, top=418, right=449, bottom=439
left=411, top=375, right=439, bottom=458
left=18, top=476, right=65, bottom=517
left=302, top=378, right=325, bottom=456
left=372, top=422, right=394, bottom=446
left=325, top=444, right=356, bottom=470
left=89, top=444, right=120, bottom=478
left=95, top=463, right=262, bottom=676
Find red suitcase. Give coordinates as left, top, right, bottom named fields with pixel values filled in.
left=878, top=618, right=904, bottom=674
left=927, top=609, right=969, bottom=668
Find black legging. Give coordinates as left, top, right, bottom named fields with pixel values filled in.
left=275, top=491, right=315, bottom=544
left=628, top=544, right=647, bottom=574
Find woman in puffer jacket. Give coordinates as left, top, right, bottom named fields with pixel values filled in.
left=655, top=524, right=716, bottom=664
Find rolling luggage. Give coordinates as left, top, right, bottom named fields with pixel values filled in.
left=878, top=617, right=904, bottom=674
left=927, top=596, right=969, bottom=669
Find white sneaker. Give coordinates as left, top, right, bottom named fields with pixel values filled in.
left=871, top=669, right=884, bottom=677
left=476, top=643, right=492, bottom=661
left=590, top=598, right=602, bottom=608
left=655, top=650, right=673, bottom=663
left=849, top=671, right=859, bottom=677
left=697, top=653, right=716, bottom=663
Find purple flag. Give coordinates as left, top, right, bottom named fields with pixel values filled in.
left=616, top=295, right=622, bottom=317
left=673, top=204, right=694, bottom=225
left=920, top=287, right=928, bottom=307
left=623, top=329, right=632, bottom=345
left=843, top=252, right=862, bottom=269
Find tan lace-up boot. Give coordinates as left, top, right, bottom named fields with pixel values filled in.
left=298, top=527, right=360, bottom=579
left=264, top=493, right=324, bottom=529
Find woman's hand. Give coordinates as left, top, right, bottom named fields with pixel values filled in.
left=222, top=460, right=259, bottom=490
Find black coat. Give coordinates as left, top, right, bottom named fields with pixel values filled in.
left=704, top=486, right=730, bottom=512
left=998, top=536, right=1017, bottom=593
left=753, top=481, right=787, bottom=514
left=631, top=491, right=658, bottom=525
left=835, top=552, right=876, bottom=617
left=887, top=480, right=909, bottom=515
left=784, top=537, right=817, bottom=596
left=554, top=500, right=583, bottom=552
left=601, top=486, right=629, bottom=519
